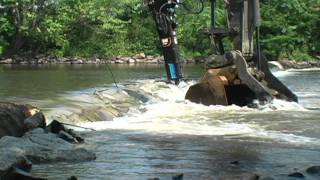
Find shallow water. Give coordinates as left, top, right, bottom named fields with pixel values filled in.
left=0, top=64, right=319, bottom=179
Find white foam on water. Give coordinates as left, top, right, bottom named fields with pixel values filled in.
left=271, top=69, right=294, bottom=78
left=256, top=99, right=307, bottom=111
left=74, top=79, right=320, bottom=146
left=249, top=129, right=320, bottom=146
left=288, top=68, right=320, bottom=72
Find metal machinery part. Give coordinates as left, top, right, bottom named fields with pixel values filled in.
left=148, top=0, right=298, bottom=106
left=147, top=0, right=183, bottom=85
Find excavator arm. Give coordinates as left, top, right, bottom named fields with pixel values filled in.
left=147, top=0, right=183, bottom=85
left=148, top=0, right=298, bottom=106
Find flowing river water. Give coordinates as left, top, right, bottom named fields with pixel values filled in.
left=0, top=64, right=320, bottom=179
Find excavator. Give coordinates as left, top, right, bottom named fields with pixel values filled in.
left=147, top=0, right=298, bottom=106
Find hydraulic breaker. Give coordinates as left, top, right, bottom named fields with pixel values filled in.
left=147, top=0, right=183, bottom=84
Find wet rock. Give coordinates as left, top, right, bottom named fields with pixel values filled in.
left=172, top=174, right=183, bottom=180
left=220, top=173, right=259, bottom=180
left=0, top=102, right=40, bottom=138
left=288, top=172, right=305, bottom=178
left=24, top=112, right=46, bottom=132
left=260, top=177, right=275, bottom=180
left=46, top=120, right=84, bottom=143
left=0, top=150, right=46, bottom=180
left=2, top=167, right=46, bottom=180
left=46, top=120, right=65, bottom=134
left=0, top=152, right=29, bottom=176
left=0, top=128, right=96, bottom=164
left=68, top=176, right=78, bottom=180
left=58, top=130, right=78, bottom=143
left=306, top=166, right=320, bottom=175
left=230, top=161, right=240, bottom=165
left=148, top=178, right=160, bottom=180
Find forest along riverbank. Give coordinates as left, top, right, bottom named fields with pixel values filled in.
left=1, top=65, right=320, bottom=179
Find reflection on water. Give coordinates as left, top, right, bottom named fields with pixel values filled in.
left=0, top=64, right=205, bottom=100
left=1, top=65, right=320, bottom=179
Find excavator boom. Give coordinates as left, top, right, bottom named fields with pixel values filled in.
left=148, top=0, right=298, bottom=106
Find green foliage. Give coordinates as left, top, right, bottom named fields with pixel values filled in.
left=0, top=0, right=319, bottom=60
left=261, top=0, right=320, bottom=60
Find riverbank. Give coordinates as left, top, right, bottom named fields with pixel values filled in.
left=1, top=54, right=319, bottom=69
left=0, top=53, right=195, bottom=65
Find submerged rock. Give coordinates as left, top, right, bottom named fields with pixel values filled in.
left=306, top=166, right=320, bottom=175
left=1, top=167, right=46, bottom=180
left=230, top=161, right=240, bottom=165
left=260, top=177, right=275, bottom=180
left=220, top=173, right=259, bottom=180
left=172, top=174, right=184, bottom=180
left=288, top=172, right=305, bottom=178
left=68, top=176, right=78, bottom=180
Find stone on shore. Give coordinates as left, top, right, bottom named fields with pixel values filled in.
left=278, top=60, right=319, bottom=69
left=0, top=58, right=13, bottom=64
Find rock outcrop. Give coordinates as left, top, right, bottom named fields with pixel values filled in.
left=0, top=128, right=96, bottom=179
left=0, top=102, right=96, bottom=179
left=0, top=102, right=43, bottom=138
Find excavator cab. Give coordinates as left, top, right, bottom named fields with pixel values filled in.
left=148, top=0, right=298, bottom=106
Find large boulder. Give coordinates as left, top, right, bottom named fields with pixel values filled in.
left=0, top=128, right=95, bottom=179
left=0, top=102, right=42, bottom=138
left=0, top=128, right=94, bottom=179
left=0, top=128, right=96, bottom=164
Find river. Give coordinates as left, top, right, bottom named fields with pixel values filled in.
left=0, top=64, right=320, bottom=179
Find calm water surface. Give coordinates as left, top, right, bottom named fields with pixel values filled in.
left=0, top=64, right=319, bottom=179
